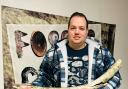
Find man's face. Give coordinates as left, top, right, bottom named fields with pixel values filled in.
left=68, top=16, right=88, bottom=45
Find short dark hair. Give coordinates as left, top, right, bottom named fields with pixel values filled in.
left=68, top=12, right=88, bottom=29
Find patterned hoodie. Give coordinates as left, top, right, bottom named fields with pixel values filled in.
left=32, top=39, right=121, bottom=89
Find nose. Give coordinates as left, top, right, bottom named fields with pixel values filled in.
left=74, top=29, right=79, bottom=33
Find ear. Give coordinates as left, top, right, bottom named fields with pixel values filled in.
left=86, top=29, right=88, bottom=35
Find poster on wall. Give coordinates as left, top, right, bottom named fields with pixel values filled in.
left=2, top=6, right=69, bottom=89
left=6, top=24, right=67, bottom=84
left=1, top=6, right=115, bottom=89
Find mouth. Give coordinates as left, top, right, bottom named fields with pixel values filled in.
left=73, top=36, right=80, bottom=40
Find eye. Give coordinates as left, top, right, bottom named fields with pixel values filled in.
left=80, top=27, right=85, bottom=31
left=71, top=27, right=75, bottom=29
left=70, top=26, right=76, bottom=30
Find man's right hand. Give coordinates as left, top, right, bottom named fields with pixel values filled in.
left=14, top=84, right=32, bottom=89
left=19, top=85, right=32, bottom=89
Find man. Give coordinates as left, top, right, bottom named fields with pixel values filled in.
left=20, top=12, right=121, bottom=89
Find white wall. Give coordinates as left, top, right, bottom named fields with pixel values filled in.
left=0, top=0, right=3, bottom=89
left=1, top=0, right=128, bottom=89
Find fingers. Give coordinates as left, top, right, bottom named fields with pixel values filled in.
left=13, top=84, right=32, bottom=89
left=19, top=85, right=31, bottom=89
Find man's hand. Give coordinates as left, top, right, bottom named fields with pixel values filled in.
left=19, top=85, right=32, bottom=89
left=15, top=84, right=94, bottom=89
left=13, top=84, right=32, bottom=89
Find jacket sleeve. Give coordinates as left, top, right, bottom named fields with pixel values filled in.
left=96, top=48, right=121, bottom=89
left=32, top=52, right=54, bottom=87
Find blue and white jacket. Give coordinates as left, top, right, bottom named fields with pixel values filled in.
left=32, top=39, right=121, bottom=89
